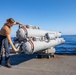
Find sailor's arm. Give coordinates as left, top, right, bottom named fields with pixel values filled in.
left=6, top=34, right=18, bottom=52
left=14, top=22, right=22, bottom=25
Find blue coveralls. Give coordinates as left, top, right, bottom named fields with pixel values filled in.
left=0, top=35, right=10, bottom=62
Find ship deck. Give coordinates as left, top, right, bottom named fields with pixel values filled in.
left=0, top=53, right=76, bottom=75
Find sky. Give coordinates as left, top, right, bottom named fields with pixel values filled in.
left=0, top=0, right=76, bottom=37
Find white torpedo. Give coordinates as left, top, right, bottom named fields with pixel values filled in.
left=14, top=25, right=65, bottom=58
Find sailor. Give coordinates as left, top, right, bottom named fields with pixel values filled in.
left=0, top=18, right=22, bottom=68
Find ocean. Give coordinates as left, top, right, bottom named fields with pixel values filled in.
left=12, top=35, right=76, bottom=54
left=55, top=35, right=76, bottom=54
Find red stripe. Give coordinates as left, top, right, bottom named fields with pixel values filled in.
left=22, top=27, right=27, bottom=32
left=29, top=41, right=34, bottom=50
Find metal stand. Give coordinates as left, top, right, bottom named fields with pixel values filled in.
left=37, top=47, right=55, bottom=59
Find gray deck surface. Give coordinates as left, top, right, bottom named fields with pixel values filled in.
left=0, top=53, right=76, bottom=75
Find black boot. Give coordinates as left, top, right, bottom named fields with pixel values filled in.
left=5, top=58, right=11, bottom=68
left=0, top=56, right=2, bottom=67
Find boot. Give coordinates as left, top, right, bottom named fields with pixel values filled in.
left=0, top=56, right=2, bottom=67
left=5, top=58, right=11, bottom=68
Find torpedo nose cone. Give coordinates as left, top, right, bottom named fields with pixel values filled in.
left=22, top=42, right=32, bottom=54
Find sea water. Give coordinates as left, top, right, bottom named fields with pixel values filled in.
left=55, top=35, right=76, bottom=54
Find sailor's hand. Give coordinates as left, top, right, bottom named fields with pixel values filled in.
left=19, top=22, right=23, bottom=25
left=14, top=48, right=19, bottom=52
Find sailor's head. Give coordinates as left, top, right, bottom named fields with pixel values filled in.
left=6, top=18, right=15, bottom=27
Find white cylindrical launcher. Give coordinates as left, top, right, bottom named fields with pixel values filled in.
left=16, top=25, right=61, bottom=40
left=22, top=38, right=65, bottom=54
left=14, top=25, right=65, bottom=56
